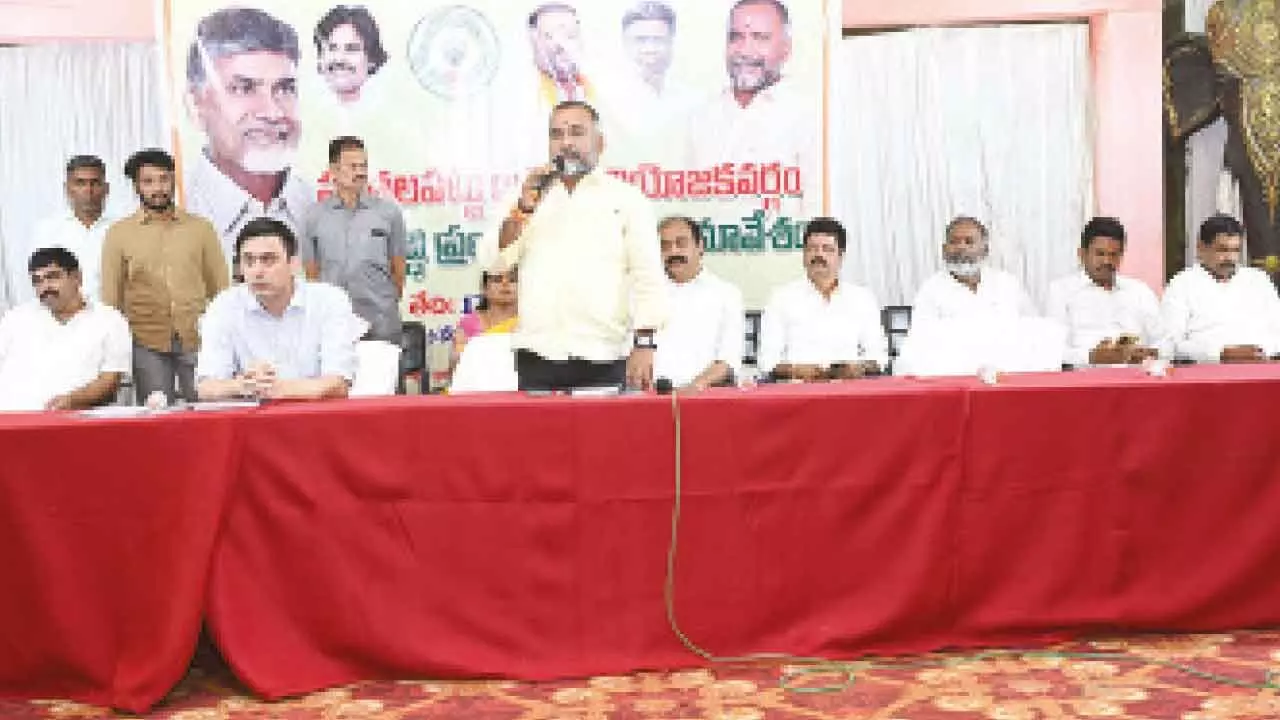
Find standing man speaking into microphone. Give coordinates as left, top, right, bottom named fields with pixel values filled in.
left=484, top=100, right=666, bottom=391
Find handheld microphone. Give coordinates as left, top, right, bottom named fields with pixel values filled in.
left=534, top=156, right=566, bottom=194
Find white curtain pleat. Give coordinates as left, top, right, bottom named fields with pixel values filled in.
left=831, top=24, right=1094, bottom=308
left=0, top=42, right=166, bottom=307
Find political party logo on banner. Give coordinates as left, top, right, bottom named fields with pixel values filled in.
left=408, top=5, right=502, bottom=99
left=159, top=0, right=835, bottom=368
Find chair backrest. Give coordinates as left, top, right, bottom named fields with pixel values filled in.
left=351, top=340, right=403, bottom=396
left=743, top=310, right=762, bottom=366
left=401, top=321, right=427, bottom=373
left=881, top=305, right=913, bottom=360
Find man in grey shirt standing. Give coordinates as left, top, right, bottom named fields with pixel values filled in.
left=302, top=135, right=406, bottom=344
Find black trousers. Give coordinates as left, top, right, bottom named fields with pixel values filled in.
left=515, top=349, right=626, bottom=392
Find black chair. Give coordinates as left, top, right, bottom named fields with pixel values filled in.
left=743, top=310, right=762, bottom=367
left=400, top=321, right=428, bottom=394
left=881, top=305, right=913, bottom=373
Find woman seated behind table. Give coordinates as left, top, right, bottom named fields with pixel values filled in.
left=448, top=266, right=518, bottom=390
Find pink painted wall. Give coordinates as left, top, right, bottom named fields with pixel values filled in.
left=846, top=0, right=1167, bottom=290
left=0, top=0, right=155, bottom=43
left=3, top=0, right=1166, bottom=286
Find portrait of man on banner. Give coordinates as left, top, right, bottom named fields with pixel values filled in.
left=183, top=6, right=315, bottom=269
left=527, top=2, right=593, bottom=107
left=314, top=4, right=390, bottom=107
left=685, top=0, right=817, bottom=215
left=599, top=1, right=694, bottom=164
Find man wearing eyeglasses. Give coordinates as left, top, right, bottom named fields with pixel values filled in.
left=0, top=247, right=130, bottom=411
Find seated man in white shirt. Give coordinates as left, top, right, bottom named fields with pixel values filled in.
left=197, top=217, right=367, bottom=401
left=757, top=217, right=888, bottom=381
left=653, top=216, right=745, bottom=390
left=1046, top=217, right=1163, bottom=366
left=912, top=215, right=1038, bottom=324
left=1162, top=213, right=1280, bottom=363
left=898, top=216, right=1060, bottom=375
left=0, top=247, right=131, bottom=411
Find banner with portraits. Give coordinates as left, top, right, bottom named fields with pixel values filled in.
left=160, top=0, right=835, bottom=383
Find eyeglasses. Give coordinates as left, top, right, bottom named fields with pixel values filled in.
left=484, top=273, right=517, bottom=284
left=30, top=269, right=67, bottom=285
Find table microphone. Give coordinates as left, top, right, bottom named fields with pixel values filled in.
left=654, top=378, right=674, bottom=395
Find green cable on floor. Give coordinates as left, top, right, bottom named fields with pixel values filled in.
left=661, top=393, right=1280, bottom=694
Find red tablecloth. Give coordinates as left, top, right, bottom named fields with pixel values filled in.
left=8, top=366, right=1280, bottom=710
left=0, top=411, right=242, bottom=712
left=205, top=366, right=1280, bottom=699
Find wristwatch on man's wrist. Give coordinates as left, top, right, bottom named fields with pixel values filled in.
left=634, top=330, right=657, bottom=350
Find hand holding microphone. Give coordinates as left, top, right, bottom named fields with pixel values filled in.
left=500, top=158, right=563, bottom=251
left=516, top=156, right=565, bottom=214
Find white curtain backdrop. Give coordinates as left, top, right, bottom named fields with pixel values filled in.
left=831, top=24, right=1094, bottom=308
left=1183, top=0, right=1241, bottom=263
left=0, top=42, right=167, bottom=309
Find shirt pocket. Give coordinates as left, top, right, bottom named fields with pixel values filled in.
left=357, top=224, right=392, bottom=273
left=579, top=203, right=628, bottom=265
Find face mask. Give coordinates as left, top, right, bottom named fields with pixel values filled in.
left=945, top=260, right=982, bottom=279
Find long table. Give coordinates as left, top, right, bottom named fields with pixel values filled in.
left=6, top=366, right=1280, bottom=711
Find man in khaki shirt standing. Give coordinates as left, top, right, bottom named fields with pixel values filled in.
left=102, top=148, right=229, bottom=403
left=487, top=100, right=667, bottom=392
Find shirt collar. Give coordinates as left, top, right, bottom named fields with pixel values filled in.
left=324, top=192, right=372, bottom=211
left=804, top=275, right=841, bottom=299
left=1079, top=268, right=1109, bottom=291
left=1079, top=268, right=1127, bottom=292
left=190, top=148, right=310, bottom=236
left=33, top=296, right=92, bottom=323
left=58, top=208, right=113, bottom=230
left=1195, top=263, right=1241, bottom=284
left=245, top=279, right=308, bottom=317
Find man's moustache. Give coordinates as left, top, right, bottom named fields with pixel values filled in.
left=809, top=258, right=828, bottom=267
left=666, top=256, right=688, bottom=264
left=39, top=290, right=57, bottom=300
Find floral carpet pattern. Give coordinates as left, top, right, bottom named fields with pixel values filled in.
left=8, top=631, right=1280, bottom=719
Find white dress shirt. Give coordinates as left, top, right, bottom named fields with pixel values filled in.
left=654, top=269, right=745, bottom=387
left=185, top=149, right=315, bottom=270
left=685, top=78, right=820, bottom=217
left=1046, top=270, right=1164, bottom=366
left=911, top=267, right=1039, bottom=326
left=0, top=299, right=131, bottom=411
left=196, top=280, right=368, bottom=381
left=757, top=276, right=888, bottom=374
left=23, top=211, right=117, bottom=303
left=599, top=70, right=694, bottom=166
left=481, top=169, right=667, bottom=362
left=1161, top=264, right=1280, bottom=362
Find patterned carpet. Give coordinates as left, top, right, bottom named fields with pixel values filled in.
left=8, top=631, right=1280, bottom=719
